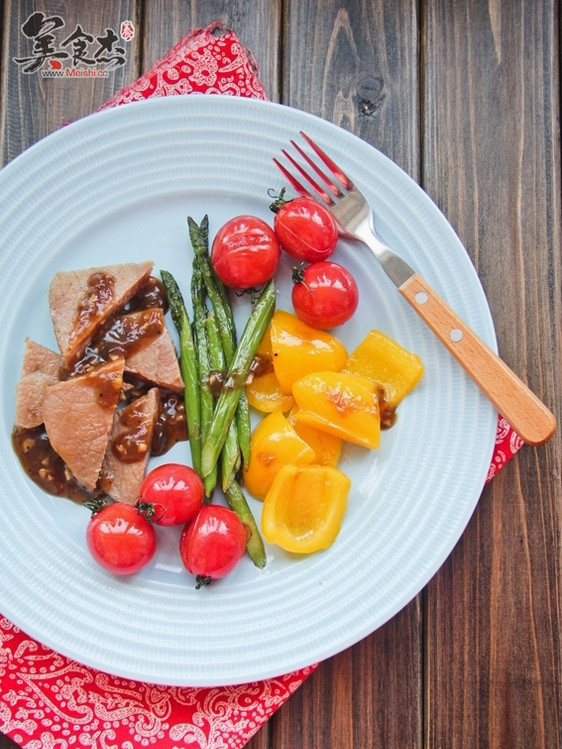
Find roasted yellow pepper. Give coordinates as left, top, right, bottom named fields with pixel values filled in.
left=242, top=411, right=315, bottom=500
left=246, top=371, right=295, bottom=413
left=246, top=328, right=295, bottom=413
left=287, top=408, right=343, bottom=467
left=270, top=310, right=347, bottom=395
left=343, top=329, right=424, bottom=406
left=292, top=371, right=381, bottom=449
left=261, top=463, right=351, bottom=554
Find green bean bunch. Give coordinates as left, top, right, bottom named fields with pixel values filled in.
left=161, top=216, right=275, bottom=569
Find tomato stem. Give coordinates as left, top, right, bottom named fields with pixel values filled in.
left=195, top=575, right=212, bottom=589
left=232, top=285, right=267, bottom=304
left=82, top=497, right=108, bottom=516
left=291, top=265, right=313, bottom=296
left=136, top=501, right=167, bottom=524
left=268, top=187, right=288, bottom=213
left=291, top=265, right=305, bottom=285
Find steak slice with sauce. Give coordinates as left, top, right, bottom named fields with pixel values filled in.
left=42, top=358, right=125, bottom=490
left=102, top=387, right=160, bottom=504
left=49, top=261, right=153, bottom=367
left=15, top=339, right=63, bottom=428
left=125, top=326, right=184, bottom=393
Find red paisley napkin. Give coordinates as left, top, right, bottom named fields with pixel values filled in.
left=1, top=22, right=523, bottom=749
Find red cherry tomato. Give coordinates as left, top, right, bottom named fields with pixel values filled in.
left=292, top=261, right=359, bottom=329
left=211, top=215, right=280, bottom=290
left=274, top=196, right=338, bottom=262
left=138, top=463, right=204, bottom=526
left=86, top=503, right=156, bottom=575
left=179, top=505, right=247, bottom=588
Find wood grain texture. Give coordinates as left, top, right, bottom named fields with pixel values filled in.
left=422, top=0, right=561, bottom=746
left=281, top=0, right=419, bottom=178
left=0, top=0, right=141, bottom=165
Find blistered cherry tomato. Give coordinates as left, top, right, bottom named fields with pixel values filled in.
left=292, top=261, right=359, bottom=329
left=86, top=502, right=156, bottom=575
left=137, top=463, right=204, bottom=526
left=211, top=215, right=280, bottom=290
left=273, top=196, right=338, bottom=262
left=179, top=505, right=247, bottom=588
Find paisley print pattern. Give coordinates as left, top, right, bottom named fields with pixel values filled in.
left=98, top=22, right=266, bottom=112
left=0, top=616, right=314, bottom=748
left=1, top=21, right=520, bottom=747
left=486, top=415, right=524, bottom=482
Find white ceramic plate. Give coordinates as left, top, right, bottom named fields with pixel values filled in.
left=0, top=96, right=497, bottom=687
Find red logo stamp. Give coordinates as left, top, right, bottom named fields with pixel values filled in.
left=120, top=20, right=135, bottom=42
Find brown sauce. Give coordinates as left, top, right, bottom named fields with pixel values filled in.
left=376, top=386, right=397, bottom=430
left=123, top=379, right=187, bottom=455
left=151, top=390, right=187, bottom=455
left=12, top=387, right=187, bottom=502
left=111, top=400, right=153, bottom=463
left=208, top=370, right=226, bottom=398
left=11, top=426, right=100, bottom=503
left=84, top=361, right=126, bottom=409
left=68, top=271, right=115, bottom=350
left=70, top=308, right=164, bottom=376
left=249, top=353, right=273, bottom=378
left=126, top=277, right=168, bottom=312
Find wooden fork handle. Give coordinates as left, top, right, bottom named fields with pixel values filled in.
left=399, top=274, right=557, bottom=446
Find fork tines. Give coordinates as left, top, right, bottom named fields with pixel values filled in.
left=273, top=131, right=353, bottom=207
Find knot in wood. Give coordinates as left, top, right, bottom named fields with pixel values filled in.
left=356, top=75, right=385, bottom=116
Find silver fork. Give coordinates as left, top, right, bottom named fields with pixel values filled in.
left=274, top=132, right=556, bottom=446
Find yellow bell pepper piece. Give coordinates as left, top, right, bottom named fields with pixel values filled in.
left=242, top=411, right=315, bottom=500
left=270, top=310, right=348, bottom=395
left=261, top=463, right=351, bottom=554
left=246, top=371, right=295, bottom=413
left=343, top=329, right=424, bottom=406
left=246, top=328, right=295, bottom=413
left=292, top=371, right=381, bottom=449
left=287, top=408, right=343, bottom=467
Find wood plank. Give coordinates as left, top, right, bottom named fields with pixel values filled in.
left=422, top=0, right=561, bottom=746
left=268, top=601, right=422, bottom=748
left=142, top=0, right=280, bottom=101
left=266, top=2, right=422, bottom=747
left=0, top=0, right=141, bottom=166
left=279, top=0, right=419, bottom=178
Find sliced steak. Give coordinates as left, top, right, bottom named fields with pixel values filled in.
left=49, top=261, right=153, bottom=367
left=42, top=358, right=125, bottom=490
left=125, top=325, right=184, bottom=393
left=15, top=339, right=62, bottom=428
left=102, top=387, right=160, bottom=505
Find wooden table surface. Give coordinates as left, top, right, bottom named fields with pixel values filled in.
left=1, top=1, right=560, bottom=747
